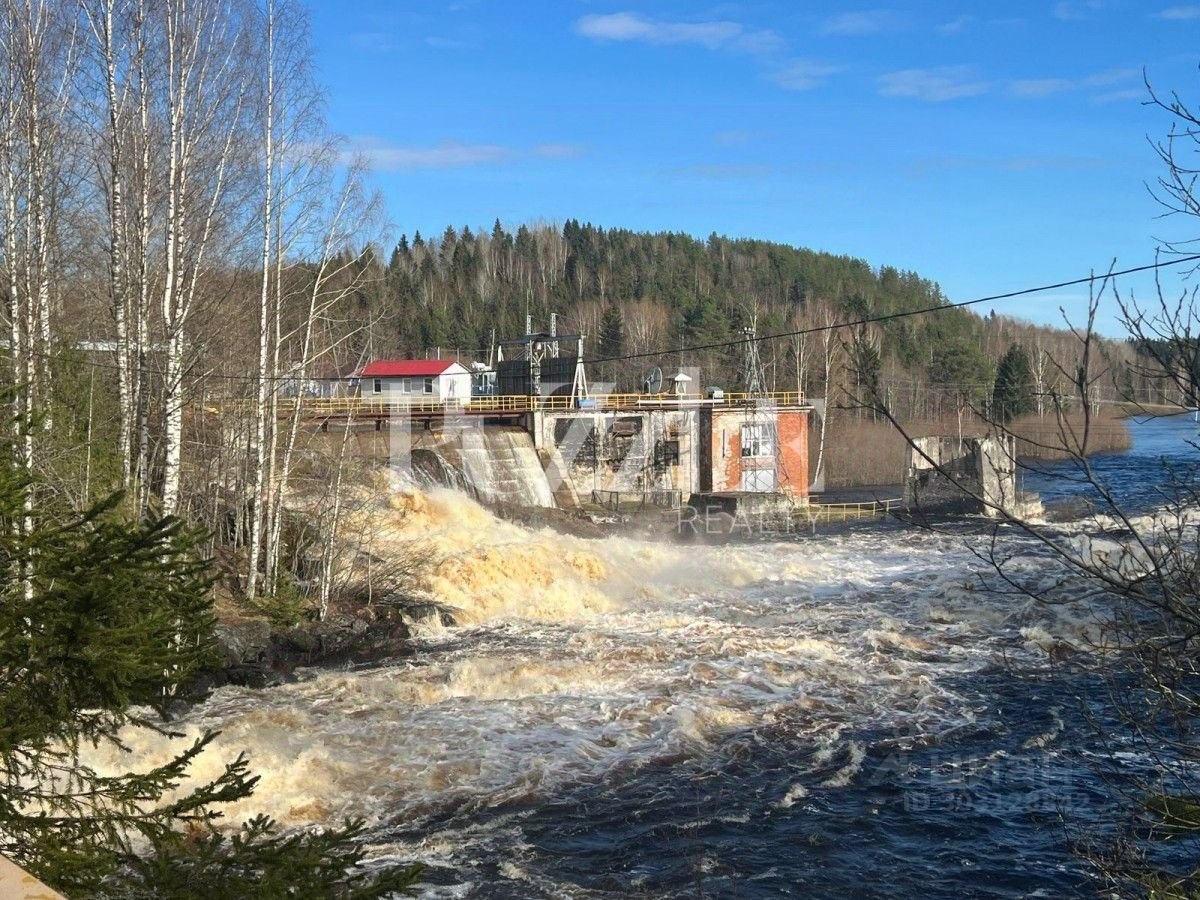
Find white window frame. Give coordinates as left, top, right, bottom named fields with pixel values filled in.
left=424, top=376, right=435, bottom=394
left=372, top=377, right=382, bottom=394
left=741, top=423, right=773, bottom=458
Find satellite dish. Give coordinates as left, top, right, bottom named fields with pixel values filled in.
left=643, top=366, right=663, bottom=394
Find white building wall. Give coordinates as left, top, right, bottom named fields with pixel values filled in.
left=364, top=365, right=472, bottom=405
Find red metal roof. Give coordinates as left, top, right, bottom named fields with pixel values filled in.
left=360, top=359, right=459, bottom=377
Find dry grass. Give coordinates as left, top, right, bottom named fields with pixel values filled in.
left=817, top=408, right=1131, bottom=488
left=1007, top=410, right=1131, bottom=460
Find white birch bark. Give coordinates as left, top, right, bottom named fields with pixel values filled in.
left=132, top=0, right=151, bottom=511
left=245, top=0, right=275, bottom=599
left=266, top=177, right=365, bottom=590
left=84, top=0, right=134, bottom=484
left=160, top=0, right=246, bottom=517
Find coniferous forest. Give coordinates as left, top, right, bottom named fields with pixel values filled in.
left=350, top=220, right=1164, bottom=417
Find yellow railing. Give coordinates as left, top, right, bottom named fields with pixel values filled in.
left=268, top=390, right=806, bottom=418
left=801, top=498, right=902, bottom=522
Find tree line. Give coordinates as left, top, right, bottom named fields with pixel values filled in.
left=358, top=220, right=1175, bottom=418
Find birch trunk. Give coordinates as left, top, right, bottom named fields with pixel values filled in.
left=88, top=0, right=133, bottom=484
left=266, top=183, right=363, bottom=589
left=160, top=0, right=246, bottom=517
left=132, top=0, right=151, bottom=512
left=814, top=309, right=838, bottom=485
left=246, top=0, right=275, bottom=600
left=159, top=4, right=183, bottom=516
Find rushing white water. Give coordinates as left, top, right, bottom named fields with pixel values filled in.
left=82, top=484, right=1118, bottom=895
left=413, top=426, right=556, bottom=508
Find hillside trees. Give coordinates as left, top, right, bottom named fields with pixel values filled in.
left=371, top=218, right=1147, bottom=422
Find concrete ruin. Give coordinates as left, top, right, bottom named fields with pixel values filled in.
left=904, top=435, right=1025, bottom=518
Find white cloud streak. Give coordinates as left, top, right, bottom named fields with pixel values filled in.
left=574, top=11, right=836, bottom=92
left=1009, top=77, right=1076, bottom=97
left=533, top=143, right=585, bottom=159
left=575, top=12, right=743, bottom=49
left=1157, top=5, right=1200, bottom=18
left=820, top=9, right=901, bottom=36
left=344, top=138, right=583, bottom=171
left=768, top=60, right=842, bottom=91
left=937, top=15, right=974, bottom=35
left=1053, top=0, right=1108, bottom=20
left=879, top=67, right=990, bottom=101
left=911, top=155, right=1110, bottom=176
left=1009, top=68, right=1137, bottom=98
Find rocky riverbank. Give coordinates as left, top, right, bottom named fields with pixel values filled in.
left=202, top=610, right=414, bottom=691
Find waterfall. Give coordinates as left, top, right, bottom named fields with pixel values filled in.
left=408, top=425, right=556, bottom=508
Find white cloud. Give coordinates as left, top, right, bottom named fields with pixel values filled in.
left=820, top=9, right=901, bottom=35
left=573, top=11, right=831, bottom=93
left=1084, top=67, right=1138, bottom=86
left=533, top=143, right=585, bottom=159
left=1053, top=0, right=1107, bottom=20
left=768, top=59, right=841, bottom=91
left=1008, top=68, right=1138, bottom=98
left=425, top=36, right=472, bottom=51
left=937, top=15, right=974, bottom=35
left=912, top=155, right=1110, bottom=175
left=348, top=140, right=510, bottom=170
left=574, top=12, right=784, bottom=56
left=879, top=67, right=990, bottom=101
left=1156, top=5, right=1200, bottom=18
left=732, top=29, right=787, bottom=55
left=575, top=12, right=743, bottom=49
left=1010, top=78, right=1075, bottom=97
left=343, top=138, right=583, bottom=171
left=1092, top=88, right=1144, bottom=103
left=677, top=163, right=771, bottom=179
left=713, top=130, right=752, bottom=145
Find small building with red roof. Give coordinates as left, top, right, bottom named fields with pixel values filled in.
left=358, top=359, right=472, bottom=405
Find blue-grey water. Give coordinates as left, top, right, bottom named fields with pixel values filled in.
left=1022, top=411, right=1200, bottom=513
left=120, top=414, right=1199, bottom=897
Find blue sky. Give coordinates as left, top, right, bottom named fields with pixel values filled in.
left=306, top=1, right=1200, bottom=336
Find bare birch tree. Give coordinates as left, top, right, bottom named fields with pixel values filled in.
left=158, top=0, right=251, bottom=517
left=81, top=0, right=134, bottom=484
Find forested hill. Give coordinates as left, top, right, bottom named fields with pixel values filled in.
left=347, top=219, right=1138, bottom=415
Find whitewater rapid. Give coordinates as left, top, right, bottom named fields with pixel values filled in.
left=81, top=485, right=1124, bottom=895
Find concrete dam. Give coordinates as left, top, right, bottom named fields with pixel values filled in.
left=311, top=393, right=813, bottom=512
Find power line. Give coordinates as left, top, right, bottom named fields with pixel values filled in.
left=584, top=254, right=1200, bottom=366
left=18, top=252, right=1200, bottom=384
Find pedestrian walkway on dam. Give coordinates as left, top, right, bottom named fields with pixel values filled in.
left=261, top=390, right=806, bottom=420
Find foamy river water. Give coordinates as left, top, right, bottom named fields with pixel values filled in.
left=100, top=414, right=1200, bottom=897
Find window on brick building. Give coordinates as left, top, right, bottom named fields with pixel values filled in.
left=740, top=423, right=774, bottom=458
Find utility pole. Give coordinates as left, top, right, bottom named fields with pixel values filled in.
left=742, top=325, right=764, bottom=398
left=741, top=322, right=777, bottom=491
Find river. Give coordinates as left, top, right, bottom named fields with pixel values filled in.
left=105, top=414, right=1200, bottom=897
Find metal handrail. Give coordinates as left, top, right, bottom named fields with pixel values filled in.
left=266, top=390, right=807, bottom=417
left=802, top=498, right=902, bottom=521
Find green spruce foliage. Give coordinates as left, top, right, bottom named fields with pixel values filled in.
left=369, top=221, right=982, bottom=390
left=0, top=455, right=419, bottom=897
left=598, top=304, right=624, bottom=359
left=991, top=343, right=1036, bottom=424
